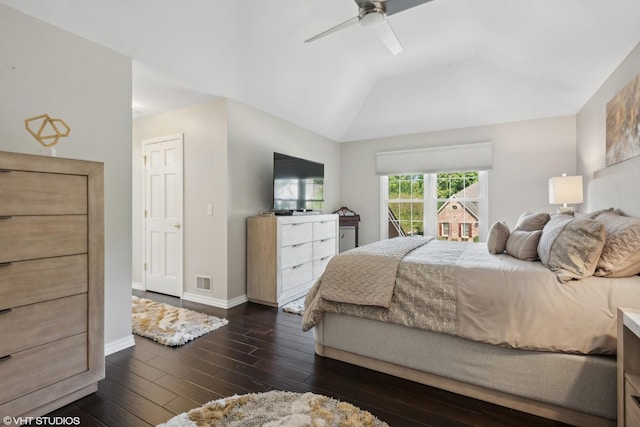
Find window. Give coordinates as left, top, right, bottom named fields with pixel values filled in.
left=460, top=223, right=471, bottom=239
left=386, top=175, right=424, bottom=237
left=439, top=222, right=450, bottom=238
left=382, top=171, right=487, bottom=242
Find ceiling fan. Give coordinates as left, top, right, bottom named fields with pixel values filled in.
left=304, top=0, right=434, bottom=55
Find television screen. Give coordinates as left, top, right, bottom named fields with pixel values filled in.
left=273, top=152, right=324, bottom=211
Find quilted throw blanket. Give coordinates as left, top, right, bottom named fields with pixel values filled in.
left=302, top=237, right=464, bottom=335
left=320, top=237, right=432, bottom=308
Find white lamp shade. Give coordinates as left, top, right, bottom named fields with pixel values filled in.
left=549, top=175, right=583, bottom=205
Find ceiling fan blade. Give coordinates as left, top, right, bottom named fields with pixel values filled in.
left=374, top=20, right=403, bottom=55
left=384, top=0, right=434, bottom=16
left=305, top=16, right=359, bottom=43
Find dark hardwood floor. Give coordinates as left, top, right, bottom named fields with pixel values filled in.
left=49, top=291, right=571, bottom=426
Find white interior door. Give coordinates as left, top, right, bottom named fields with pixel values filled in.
left=144, top=134, right=184, bottom=297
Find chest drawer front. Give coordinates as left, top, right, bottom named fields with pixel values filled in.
left=0, top=171, right=87, bottom=216
left=0, top=333, right=87, bottom=404
left=281, top=262, right=312, bottom=292
left=313, top=238, right=337, bottom=260
left=0, top=294, right=87, bottom=356
left=313, top=256, right=333, bottom=280
left=0, top=255, right=87, bottom=310
left=0, top=216, right=87, bottom=263
left=281, top=223, right=312, bottom=247
left=313, top=220, right=337, bottom=241
left=281, top=242, right=312, bottom=269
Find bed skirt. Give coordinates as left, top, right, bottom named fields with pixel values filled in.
left=314, top=313, right=616, bottom=427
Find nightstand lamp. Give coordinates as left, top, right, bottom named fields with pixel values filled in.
left=549, top=173, right=583, bottom=213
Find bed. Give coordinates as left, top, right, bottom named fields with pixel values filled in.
left=302, top=160, right=640, bottom=427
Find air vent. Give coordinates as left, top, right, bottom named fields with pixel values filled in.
left=196, top=275, right=212, bottom=291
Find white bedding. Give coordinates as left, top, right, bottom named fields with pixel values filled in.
left=304, top=239, right=640, bottom=354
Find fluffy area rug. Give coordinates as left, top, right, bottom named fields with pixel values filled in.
left=157, top=390, right=389, bottom=427
left=282, top=296, right=306, bottom=315
left=132, top=296, right=228, bottom=346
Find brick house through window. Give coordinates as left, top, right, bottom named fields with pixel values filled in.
left=437, top=182, right=479, bottom=241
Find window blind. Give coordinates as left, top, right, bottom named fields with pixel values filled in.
left=375, top=142, right=493, bottom=176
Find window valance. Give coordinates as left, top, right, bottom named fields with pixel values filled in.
left=375, top=142, right=493, bottom=176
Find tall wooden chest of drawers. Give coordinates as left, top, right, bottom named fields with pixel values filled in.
left=247, top=214, right=339, bottom=307
left=0, top=151, right=104, bottom=418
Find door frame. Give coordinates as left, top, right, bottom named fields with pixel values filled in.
left=142, top=133, right=184, bottom=296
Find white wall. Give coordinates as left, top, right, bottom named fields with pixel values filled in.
left=0, top=5, right=133, bottom=353
left=227, top=99, right=341, bottom=302
left=132, top=100, right=228, bottom=303
left=133, top=99, right=340, bottom=306
left=341, top=115, right=577, bottom=245
left=577, top=41, right=640, bottom=201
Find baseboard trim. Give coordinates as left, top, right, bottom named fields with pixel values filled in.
left=182, top=292, right=248, bottom=309
left=105, top=334, right=136, bottom=356
left=132, top=281, right=145, bottom=291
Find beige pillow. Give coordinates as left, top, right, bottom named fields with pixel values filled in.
left=487, top=221, right=510, bottom=254
left=514, top=211, right=551, bottom=232
left=537, top=214, right=606, bottom=282
left=506, top=230, right=542, bottom=261
left=594, top=212, right=640, bottom=277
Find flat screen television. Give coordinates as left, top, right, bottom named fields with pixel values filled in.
left=272, top=152, right=324, bottom=212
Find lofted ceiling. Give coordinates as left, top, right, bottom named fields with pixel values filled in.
left=1, top=0, right=640, bottom=142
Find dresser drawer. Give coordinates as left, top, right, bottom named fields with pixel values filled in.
left=313, top=256, right=333, bottom=280
left=0, top=333, right=87, bottom=404
left=313, top=220, right=336, bottom=240
left=313, top=237, right=336, bottom=260
left=0, top=294, right=87, bottom=357
left=0, top=255, right=87, bottom=310
left=0, top=216, right=87, bottom=263
left=626, top=374, right=640, bottom=427
left=281, top=222, right=312, bottom=247
left=281, top=242, right=312, bottom=269
left=281, top=262, right=312, bottom=292
left=0, top=170, right=87, bottom=216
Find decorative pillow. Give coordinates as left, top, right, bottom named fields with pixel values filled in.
left=537, top=214, right=606, bottom=282
left=594, top=212, right=640, bottom=277
left=487, top=221, right=510, bottom=254
left=506, top=230, right=542, bottom=261
left=514, top=211, right=551, bottom=232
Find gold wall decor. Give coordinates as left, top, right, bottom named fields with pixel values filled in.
left=24, top=114, right=71, bottom=148
left=606, top=73, right=640, bottom=166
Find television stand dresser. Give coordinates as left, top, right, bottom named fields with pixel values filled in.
left=0, top=151, right=104, bottom=418
left=247, top=214, right=338, bottom=307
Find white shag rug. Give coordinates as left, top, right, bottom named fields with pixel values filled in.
left=157, top=390, right=389, bottom=427
left=282, top=296, right=306, bottom=315
left=132, top=296, right=228, bottom=346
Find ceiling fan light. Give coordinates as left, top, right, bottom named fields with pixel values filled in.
left=360, top=10, right=386, bottom=27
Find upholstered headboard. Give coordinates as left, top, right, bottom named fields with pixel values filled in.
left=588, top=155, right=640, bottom=217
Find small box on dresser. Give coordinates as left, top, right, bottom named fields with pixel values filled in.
left=247, top=214, right=338, bottom=307
left=618, top=308, right=640, bottom=426
left=0, top=151, right=104, bottom=418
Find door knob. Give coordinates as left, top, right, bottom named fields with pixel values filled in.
left=173, top=223, right=181, bottom=229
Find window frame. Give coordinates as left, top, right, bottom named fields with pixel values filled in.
left=380, top=171, right=488, bottom=241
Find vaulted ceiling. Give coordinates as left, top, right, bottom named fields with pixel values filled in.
left=1, top=0, right=640, bottom=142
